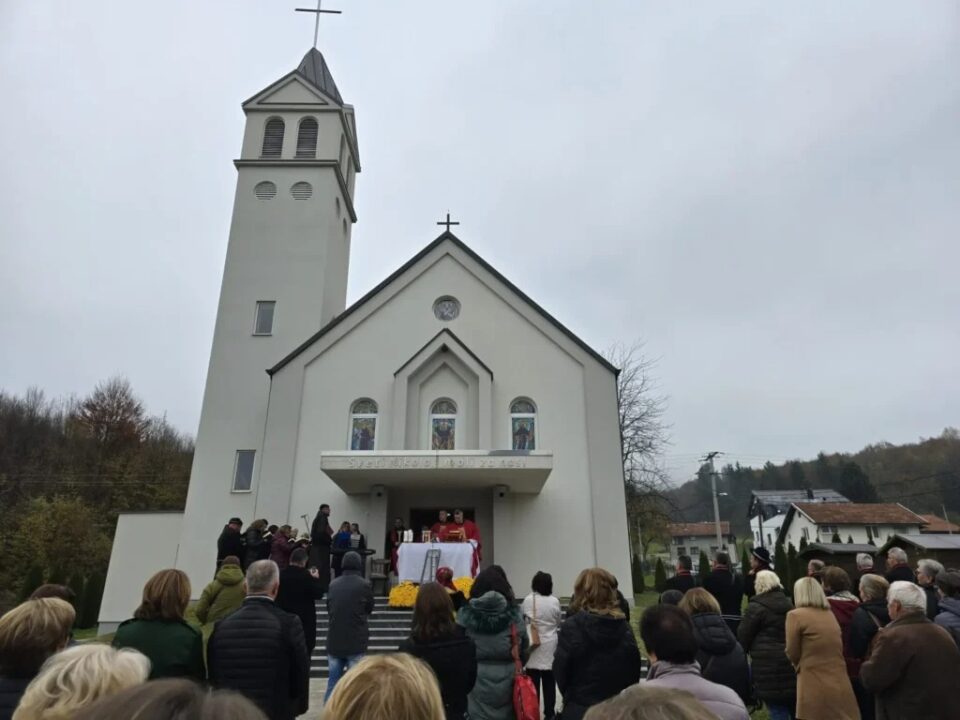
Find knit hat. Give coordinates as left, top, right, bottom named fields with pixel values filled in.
left=752, top=547, right=771, bottom=565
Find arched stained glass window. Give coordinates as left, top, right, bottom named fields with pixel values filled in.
left=430, top=398, right=457, bottom=450
left=510, top=397, right=536, bottom=450
left=261, top=118, right=284, bottom=158
left=350, top=398, right=377, bottom=450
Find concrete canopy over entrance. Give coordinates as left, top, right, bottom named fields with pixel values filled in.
left=320, top=450, right=553, bottom=494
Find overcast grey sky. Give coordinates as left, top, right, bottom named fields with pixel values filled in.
left=1, top=1, right=957, bottom=484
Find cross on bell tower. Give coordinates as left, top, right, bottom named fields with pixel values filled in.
left=295, top=0, right=342, bottom=49
left=437, top=212, right=460, bottom=233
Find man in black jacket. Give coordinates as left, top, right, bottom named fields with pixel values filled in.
left=276, top=548, right=325, bottom=656
left=702, top=552, right=744, bottom=634
left=664, top=555, right=698, bottom=596
left=208, top=560, right=310, bottom=720
left=216, top=517, right=244, bottom=570
left=324, top=551, right=374, bottom=703
left=309, top=504, right=333, bottom=590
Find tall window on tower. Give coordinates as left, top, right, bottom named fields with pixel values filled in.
left=232, top=450, right=255, bottom=492
left=253, top=301, right=275, bottom=335
left=295, top=117, right=319, bottom=158
left=510, top=398, right=537, bottom=450
left=431, top=399, right=457, bottom=450
left=349, top=399, right=378, bottom=451
left=261, top=118, right=284, bottom=158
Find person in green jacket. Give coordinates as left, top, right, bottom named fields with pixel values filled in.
left=113, top=568, right=205, bottom=682
left=194, top=555, right=246, bottom=649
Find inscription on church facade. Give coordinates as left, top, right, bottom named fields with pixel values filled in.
left=340, top=454, right=530, bottom=470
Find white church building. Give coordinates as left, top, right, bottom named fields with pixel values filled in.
left=99, top=47, right=631, bottom=629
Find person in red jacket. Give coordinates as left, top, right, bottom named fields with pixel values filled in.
left=823, top=566, right=862, bottom=707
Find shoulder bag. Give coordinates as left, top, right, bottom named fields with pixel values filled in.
left=528, top=594, right=541, bottom=650
left=511, top=623, right=539, bottom=720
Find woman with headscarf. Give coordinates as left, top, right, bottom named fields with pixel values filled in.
left=436, top=567, right=467, bottom=611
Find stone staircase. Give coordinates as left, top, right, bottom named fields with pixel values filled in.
left=311, top=597, right=411, bottom=678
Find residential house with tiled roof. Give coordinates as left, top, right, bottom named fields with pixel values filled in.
left=918, top=514, right=960, bottom=534
left=776, top=502, right=926, bottom=548
left=666, top=521, right=736, bottom=570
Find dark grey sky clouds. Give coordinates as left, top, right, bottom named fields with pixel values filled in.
left=1, top=1, right=957, bottom=483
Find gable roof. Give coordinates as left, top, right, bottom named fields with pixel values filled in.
left=296, top=48, right=343, bottom=105
left=748, top=489, right=849, bottom=518
left=919, top=514, right=960, bottom=533
left=668, top=522, right=732, bottom=537
left=879, top=534, right=960, bottom=552
left=268, top=231, right=619, bottom=376
left=798, top=543, right=877, bottom=557
left=793, top=502, right=926, bottom=525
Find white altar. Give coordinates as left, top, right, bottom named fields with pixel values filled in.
left=397, top=542, right=476, bottom=582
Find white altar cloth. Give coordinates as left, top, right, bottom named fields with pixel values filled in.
left=397, top=542, right=475, bottom=582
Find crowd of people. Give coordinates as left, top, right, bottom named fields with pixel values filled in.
left=4, top=532, right=960, bottom=720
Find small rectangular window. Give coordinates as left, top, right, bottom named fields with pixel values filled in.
left=254, top=301, right=275, bottom=335
left=232, top=450, right=255, bottom=492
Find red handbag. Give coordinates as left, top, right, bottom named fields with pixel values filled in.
left=511, top=623, right=539, bottom=720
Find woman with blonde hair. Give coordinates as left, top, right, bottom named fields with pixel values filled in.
left=0, top=598, right=75, bottom=720
left=737, top=570, right=795, bottom=720
left=112, top=569, right=204, bottom=681
left=785, top=577, right=859, bottom=720
left=677, top=588, right=750, bottom=703
left=324, top=654, right=445, bottom=720
left=12, top=644, right=149, bottom=720
left=553, top=568, right=643, bottom=720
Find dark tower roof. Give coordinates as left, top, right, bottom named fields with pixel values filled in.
left=296, top=48, right=343, bottom=105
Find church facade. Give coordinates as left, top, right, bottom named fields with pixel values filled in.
left=99, top=48, right=631, bottom=625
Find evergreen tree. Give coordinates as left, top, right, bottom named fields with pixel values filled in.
left=631, top=553, right=645, bottom=594
left=837, top=461, right=880, bottom=503
left=799, top=536, right=808, bottom=551
left=79, top=572, right=105, bottom=629
left=774, top=543, right=789, bottom=593
left=740, top=546, right=750, bottom=574
left=832, top=531, right=842, bottom=543
left=847, top=535, right=854, bottom=544
left=47, top=566, right=67, bottom=586
left=787, top=543, right=799, bottom=595
left=18, top=564, right=45, bottom=602
left=67, top=572, right=86, bottom=623
left=654, top=557, right=667, bottom=593
left=699, top=550, right=711, bottom=580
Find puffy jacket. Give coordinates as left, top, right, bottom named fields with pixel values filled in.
left=552, top=610, right=643, bottom=720
left=0, top=675, right=32, bottom=720
left=850, top=599, right=890, bottom=659
left=325, top=551, right=374, bottom=657
left=643, top=661, right=749, bottom=720
left=113, top=617, right=205, bottom=681
left=399, top=626, right=478, bottom=720
left=208, top=596, right=310, bottom=720
left=689, top=612, right=751, bottom=703
left=195, top=564, right=246, bottom=632
left=458, top=591, right=529, bottom=720
left=827, top=592, right=861, bottom=678
left=934, top=596, right=960, bottom=647
left=737, top=588, right=796, bottom=705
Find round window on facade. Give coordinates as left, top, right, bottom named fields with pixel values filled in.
left=254, top=181, right=277, bottom=200
left=433, top=296, right=461, bottom=321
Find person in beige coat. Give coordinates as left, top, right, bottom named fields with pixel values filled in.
left=785, top=578, right=860, bottom=720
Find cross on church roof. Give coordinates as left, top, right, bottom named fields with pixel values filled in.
left=437, top=212, right=460, bottom=232
left=295, top=0, right=342, bottom=49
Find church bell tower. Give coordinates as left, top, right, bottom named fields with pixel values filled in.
left=177, top=48, right=359, bottom=588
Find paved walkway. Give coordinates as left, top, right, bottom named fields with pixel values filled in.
left=301, top=679, right=329, bottom=719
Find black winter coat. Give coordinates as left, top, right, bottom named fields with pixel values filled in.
left=922, top=584, right=940, bottom=620
left=325, top=557, right=374, bottom=657
left=217, top=525, right=244, bottom=565
left=690, top=612, right=752, bottom=703
left=553, top=611, right=643, bottom=720
left=664, top=572, right=697, bottom=595
left=208, top=596, right=310, bottom=720
left=0, top=675, right=32, bottom=720
left=399, top=627, right=478, bottom=720
left=276, top=565, right=325, bottom=655
left=850, top=599, right=890, bottom=659
left=885, top=564, right=914, bottom=584
left=243, top=529, right=267, bottom=569
left=737, top=588, right=796, bottom=705
left=702, top=569, right=744, bottom=618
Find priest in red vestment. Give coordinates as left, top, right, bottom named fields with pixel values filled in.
left=451, top=508, right=482, bottom=575
left=430, top=510, right=452, bottom=541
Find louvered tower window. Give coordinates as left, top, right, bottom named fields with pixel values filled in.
left=261, top=118, right=285, bottom=158
left=296, top=117, right=319, bottom=158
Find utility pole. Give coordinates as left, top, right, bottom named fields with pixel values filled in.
left=944, top=504, right=953, bottom=535
left=703, top=451, right=724, bottom=551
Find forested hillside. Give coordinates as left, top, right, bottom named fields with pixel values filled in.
left=0, top=379, right=193, bottom=613
left=668, top=429, right=960, bottom=537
